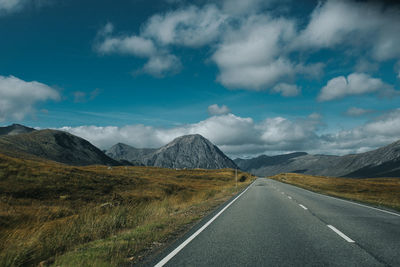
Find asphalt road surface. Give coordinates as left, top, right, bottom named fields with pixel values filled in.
left=146, top=178, right=400, bottom=267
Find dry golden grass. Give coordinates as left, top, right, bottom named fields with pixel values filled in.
left=270, top=173, right=400, bottom=211
left=0, top=153, right=254, bottom=266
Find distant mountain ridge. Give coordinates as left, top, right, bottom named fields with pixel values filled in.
left=0, top=129, right=119, bottom=166
left=235, top=140, right=400, bottom=178
left=106, top=143, right=156, bottom=166
left=0, top=124, right=35, bottom=136
left=106, top=134, right=238, bottom=169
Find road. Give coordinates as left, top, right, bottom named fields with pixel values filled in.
left=146, top=178, right=400, bottom=266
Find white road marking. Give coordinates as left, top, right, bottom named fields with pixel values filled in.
left=327, top=225, right=355, bottom=243
left=154, top=180, right=257, bottom=267
left=281, top=192, right=284, bottom=195
left=299, top=204, right=308, bottom=210
left=288, top=196, right=292, bottom=200
left=269, top=179, right=400, bottom=218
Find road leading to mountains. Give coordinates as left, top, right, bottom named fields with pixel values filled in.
left=146, top=178, right=400, bottom=267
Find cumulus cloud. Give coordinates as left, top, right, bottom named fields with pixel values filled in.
left=94, top=0, right=399, bottom=93
left=95, top=23, right=180, bottom=77
left=141, top=54, right=181, bottom=77
left=212, top=15, right=297, bottom=90
left=60, top=108, right=400, bottom=157
left=320, top=109, right=400, bottom=154
left=318, top=73, right=395, bottom=101
left=60, top=113, right=323, bottom=157
left=272, top=83, right=300, bottom=97
left=207, top=104, right=230, bottom=115
left=345, top=107, right=373, bottom=117
left=142, top=4, right=227, bottom=47
left=0, top=75, right=60, bottom=121
left=296, top=0, right=400, bottom=61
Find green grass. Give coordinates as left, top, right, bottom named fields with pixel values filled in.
left=0, top=153, right=254, bottom=266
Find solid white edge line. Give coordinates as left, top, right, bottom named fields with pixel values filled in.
left=299, top=204, right=308, bottom=210
left=270, top=179, right=400, bottom=218
left=154, top=179, right=257, bottom=267
left=327, top=225, right=355, bottom=243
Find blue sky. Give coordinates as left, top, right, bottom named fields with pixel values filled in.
left=1, top=0, right=400, bottom=157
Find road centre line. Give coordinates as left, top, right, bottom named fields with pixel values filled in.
left=327, top=225, right=355, bottom=243
left=270, top=179, right=400, bottom=217
left=299, top=204, right=308, bottom=210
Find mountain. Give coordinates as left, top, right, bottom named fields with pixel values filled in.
left=235, top=152, right=307, bottom=172
left=106, top=143, right=156, bottom=166
left=107, top=134, right=238, bottom=169
left=0, top=124, right=36, bottom=136
left=0, top=129, right=119, bottom=166
left=235, top=140, right=400, bottom=178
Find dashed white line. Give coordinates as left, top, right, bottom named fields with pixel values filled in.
left=327, top=225, right=355, bottom=243
left=154, top=180, right=256, bottom=267
left=270, top=179, right=400, bottom=218
left=288, top=196, right=292, bottom=200
left=281, top=192, right=284, bottom=195
left=299, top=204, right=308, bottom=210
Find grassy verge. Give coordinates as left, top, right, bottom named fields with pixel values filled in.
left=269, top=173, right=400, bottom=211
left=0, top=153, right=255, bottom=266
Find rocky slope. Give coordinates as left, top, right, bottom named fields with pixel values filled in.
left=106, top=143, right=156, bottom=166
left=107, top=134, right=238, bottom=169
left=235, top=140, right=400, bottom=178
left=0, top=129, right=119, bottom=166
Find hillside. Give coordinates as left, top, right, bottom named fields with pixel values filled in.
left=0, top=123, right=35, bottom=136
left=0, top=129, right=119, bottom=166
left=0, top=152, right=253, bottom=266
left=236, top=140, right=400, bottom=178
left=107, top=134, right=238, bottom=169
left=106, top=143, right=156, bottom=165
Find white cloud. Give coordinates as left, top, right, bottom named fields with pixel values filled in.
left=96, top=23, right=180, bottom=77
left=212, top=15, right=299, bottom=90
left=0, top=75, right=60, bottom=121
left=141, top=54, right=181, bottom=77
left=97, top=35, right=156, bottom=57
left=345, top=107, right=373, bottom=117
left=60, top=109, right=400, bottom=157
left=0, top=0, right=26, bottom=13
left=320, top=109, right=400, bottom=154
left=272, top=83, right=300, bottom=97
left=318, top=73, right=395, bottom=101
left=142, top=4, right=227, bottom=47
left=0, top=0, right=50, bottom=14
left=296, top=0, right=400, bottom=61
left=207, top=104, right=230, bottom=115
left=60, top=113, right=321, bottom=157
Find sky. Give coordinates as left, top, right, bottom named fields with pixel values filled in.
left=1, top=0, right=400, bottom=158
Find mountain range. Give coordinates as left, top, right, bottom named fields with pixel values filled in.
left=1, top=123, right=399, bottom=177
left=106, top=134, right=238, bottom=169
left=235, top=140, right=400, bottom=178
left=0, top=124, right=237, bottom=169
left=0, top=125, right=119, bottom=166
